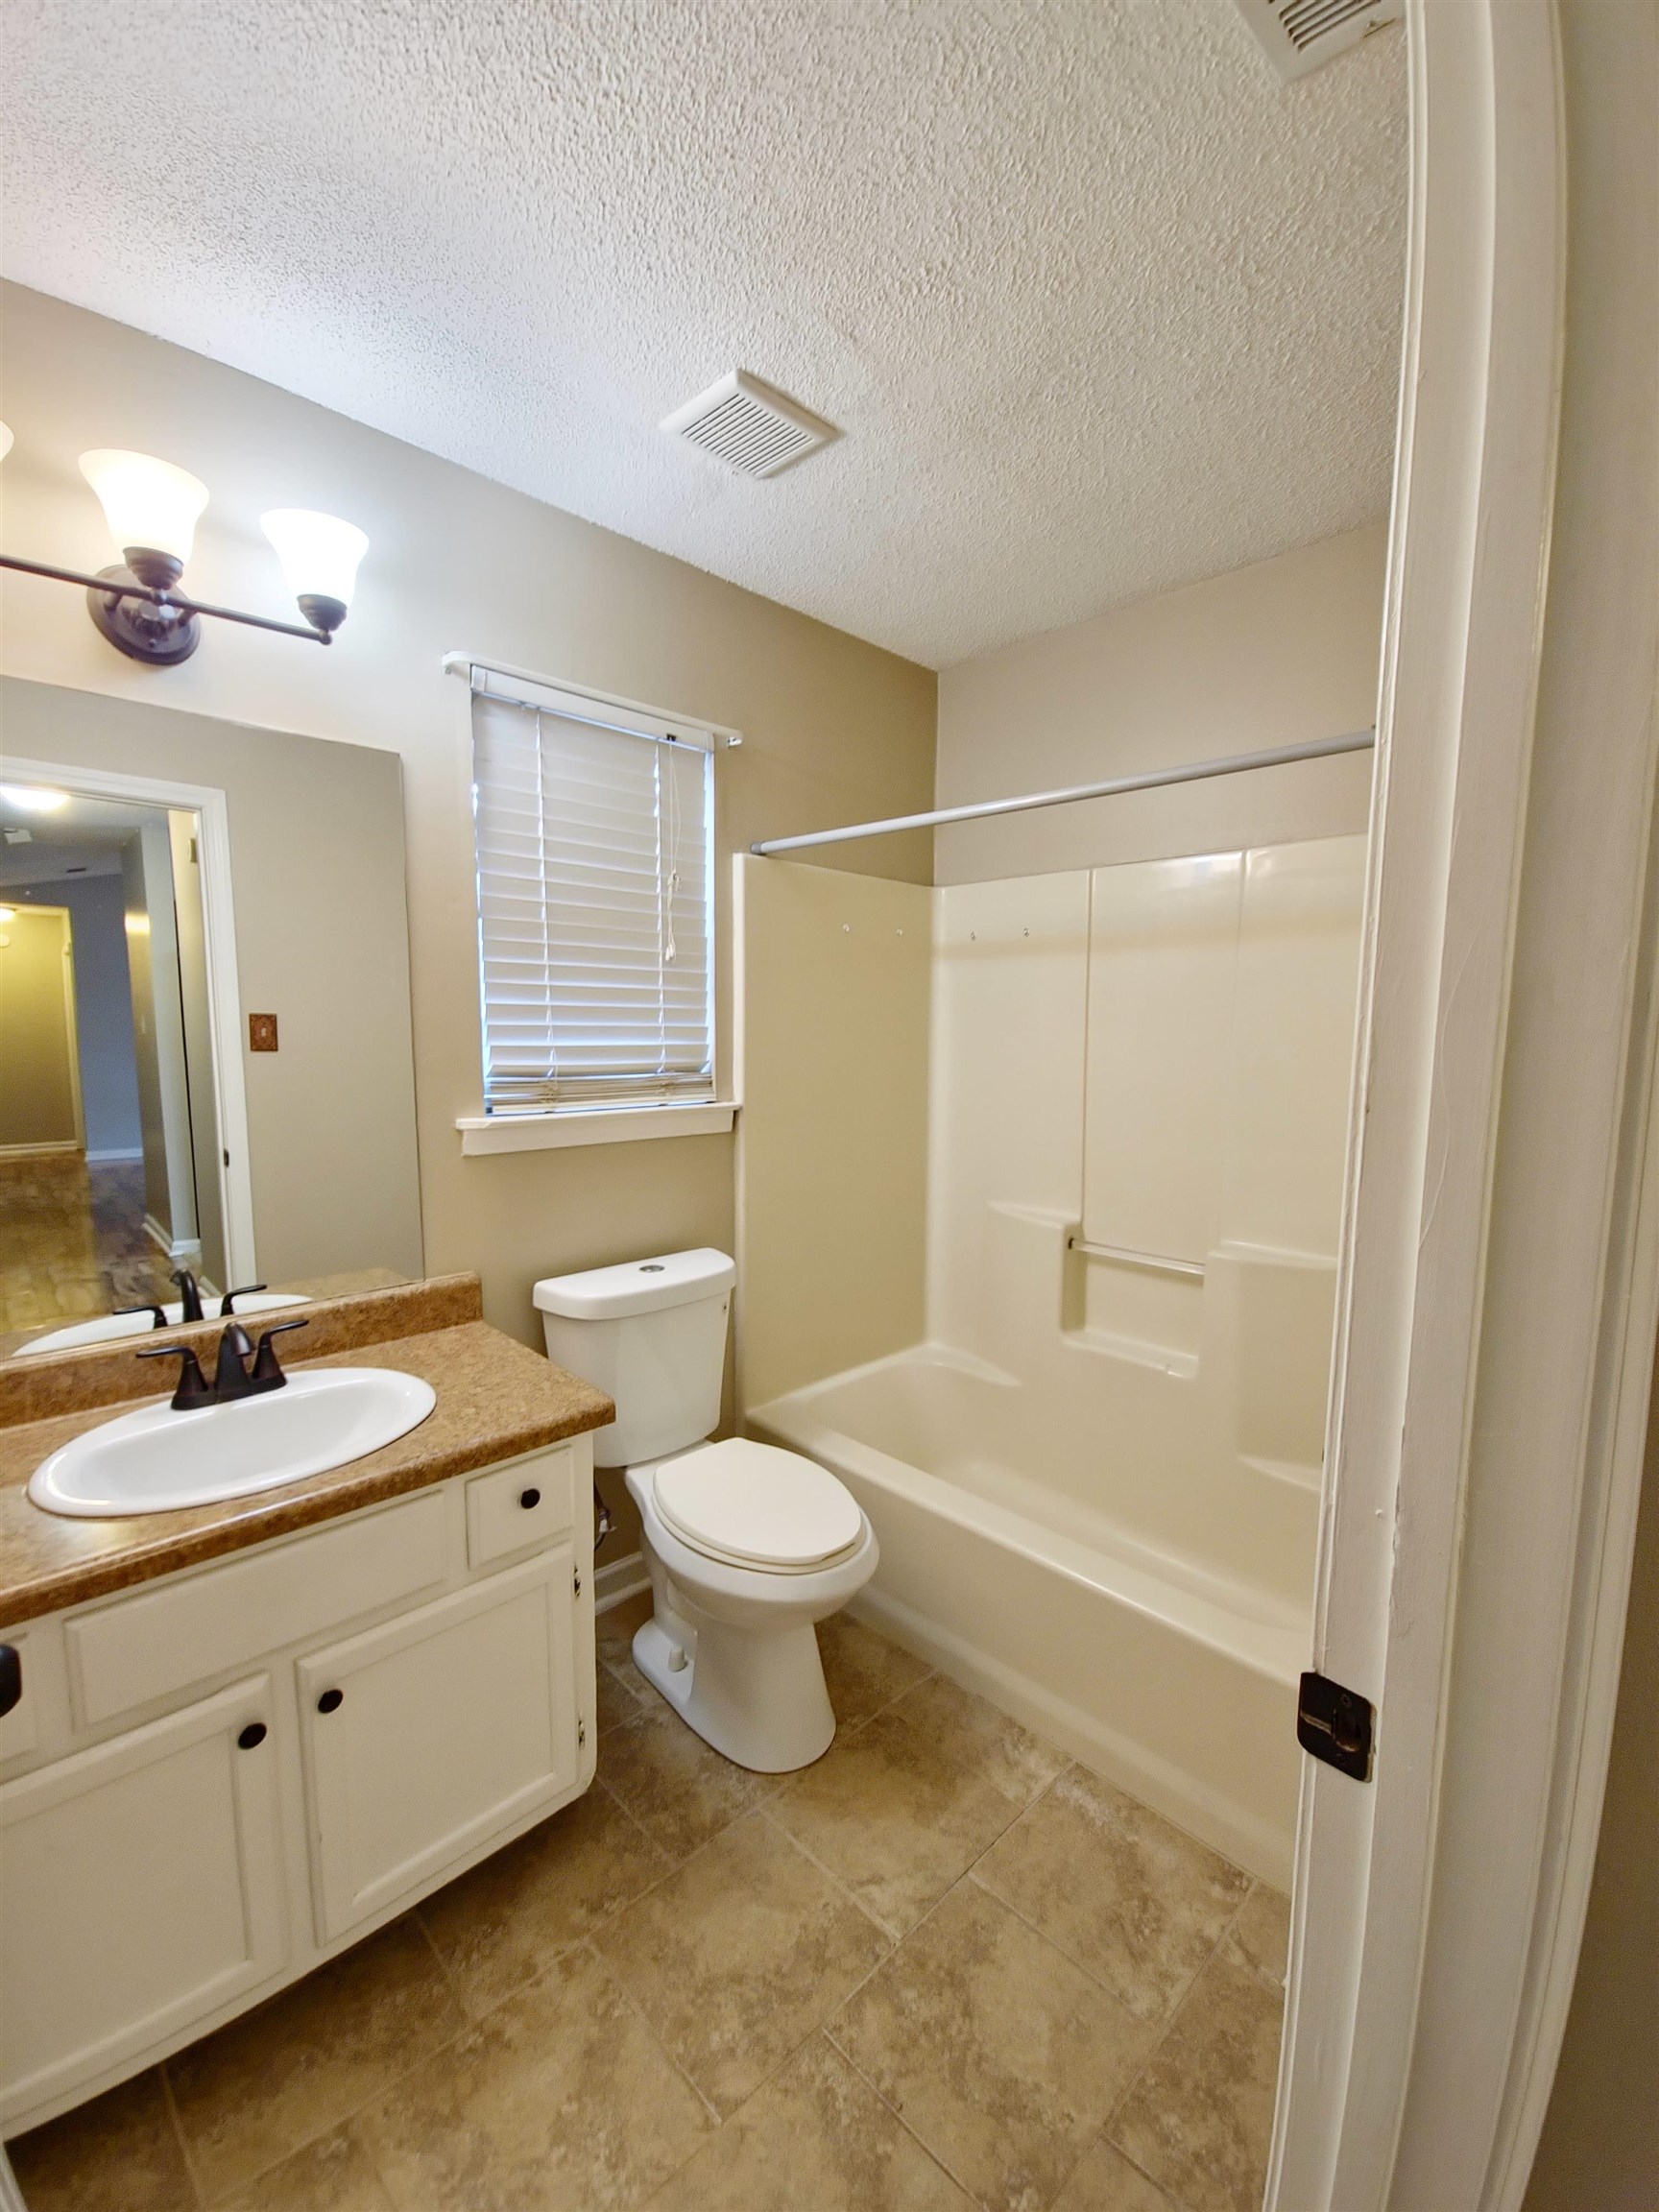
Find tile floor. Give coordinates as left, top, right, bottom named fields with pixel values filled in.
left=7, top=1598, right=1288, bottom=2212
left=0, top=1154, right=175, bottom=1346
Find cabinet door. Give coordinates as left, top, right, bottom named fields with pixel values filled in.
left=299, top=1546, right=578, bottom=1943
left=0, top=1676, right=285, bottom=2128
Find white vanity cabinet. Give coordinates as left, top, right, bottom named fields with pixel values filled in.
left=0, top=1431, right=597, bottom=2138
left=299, top=1545, right=579, bottom=1942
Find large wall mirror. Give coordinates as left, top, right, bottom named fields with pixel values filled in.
left=0, top=677, right=422, bottom=1358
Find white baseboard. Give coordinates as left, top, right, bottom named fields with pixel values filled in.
left=85, top=1147, right=144, bottom=1165
left=143, top=1214, right=202, bottom=1264
left=594, top=1551, right=650, bottom=1614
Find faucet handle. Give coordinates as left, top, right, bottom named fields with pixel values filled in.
left=218, top=1284, right=269, bottom=1316
left=115, top=1303, right=169, bottom=1331
left=250, top=1318, right=309, bottom=1389
left=136, top=1343, right=214, bottom=1411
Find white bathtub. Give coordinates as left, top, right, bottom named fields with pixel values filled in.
left=749, top=1342, right=1310, bottom=1885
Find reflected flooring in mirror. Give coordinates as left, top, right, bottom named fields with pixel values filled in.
left=0, top=1153, right=175, bottom=1344
left=7, top=1605, right=1288, bottom=2212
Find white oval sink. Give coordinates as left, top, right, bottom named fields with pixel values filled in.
left=28, top=1369, right=438, bottom=1519
left=18, top=1292, right=308, bottom=1358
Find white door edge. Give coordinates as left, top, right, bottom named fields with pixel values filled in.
left=1272, top=2, right=1659, bottom=2206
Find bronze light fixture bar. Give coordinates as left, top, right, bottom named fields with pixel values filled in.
left=0, top=434, right=368, bottom=666
left=0, top=552, right=339, bottom=650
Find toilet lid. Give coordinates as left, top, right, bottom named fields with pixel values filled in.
left=653, top=1439, right=864, bottom=1571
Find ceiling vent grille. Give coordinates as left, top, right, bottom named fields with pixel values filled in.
left=1235, top=0, right=1402, bottom=81
left=660, top=370, right=837, bottom=480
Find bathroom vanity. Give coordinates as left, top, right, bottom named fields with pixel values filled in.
left=0, top=1276, right=612, bottom=2137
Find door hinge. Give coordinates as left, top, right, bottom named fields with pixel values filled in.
left=573, top=1566, right=582, bottom=1599
left=1297, top=1671, right=1374, bottom=1782
left=577, top=1719, right=587, bottom=1747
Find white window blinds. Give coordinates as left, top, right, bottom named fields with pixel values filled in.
left=470, top=682, right=715, bottom=1114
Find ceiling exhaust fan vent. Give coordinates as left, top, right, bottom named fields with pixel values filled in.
left=660, top=370, right=838, bottom=480
left=1235, top=0, right=1402, bottom=81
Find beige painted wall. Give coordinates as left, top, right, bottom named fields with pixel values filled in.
left=0, top=284, right=935, bottom=1354
left=0, top=904, right=78, bottom=1148
left=4, top=678, right=422, bottom=1287
left=934, top=523, right=1385, bottom=883
left=1524, top=5, right=1659, bottom=2205
left=0, top=283, right=934, bottom=1561
left=734, top=856, right=932, bottom=1408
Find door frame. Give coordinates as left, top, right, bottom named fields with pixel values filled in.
left=0, top=755, right=256, bottom=1288
left=1272, top=4, right=1659, bottom=2207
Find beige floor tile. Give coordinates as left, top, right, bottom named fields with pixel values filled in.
left=216, top=2124, right=395, bottom=2210
left=1225, top=1883, right=1291, bottom=1992
left=419, top=1784, right=671, bottom=2017
left=642, top=2034, right=974, bottom=2210
left=974, top=1766, right=1250, bottom=2021
left=5, top=2069, right=194, bottom=2212
left=830, top=1881, right=1155, bottom=2212
left=1107, top=1946, right=1285, bottom=2212
left=1051, top=2137, right=1179, bottom=2211
left=887, top=1672, right=1070, bottom=1806
left=166, top=1913, right=465, bottom=2200
left=596, top=1810, right=891, bottom=2115
left=596, top=1589, right=654, bottom=1668
left=769, top=1710, right=1021, bottom=1936
left=598, top=1657, right=652, bottom=1734
left=599, top=1699, right=776, bottom=1861
left=352, top=1942, right=711, bottom=2211
left=817, top=1614, right=932, bottom=1727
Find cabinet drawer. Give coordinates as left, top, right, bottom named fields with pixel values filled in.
left=66, top=1490, right=449, bottom=1728
left=298, top=1547, right=578, bottom=1942
left=465, top=1445, right=574, bottom=1570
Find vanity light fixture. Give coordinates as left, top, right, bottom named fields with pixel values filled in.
left=0, top=434, right=369, bottom=665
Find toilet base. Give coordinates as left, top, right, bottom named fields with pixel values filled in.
left=632, top=1602, right=836, bottom=1773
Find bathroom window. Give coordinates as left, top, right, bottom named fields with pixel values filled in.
left=469, top=672, right=715, bottom=1116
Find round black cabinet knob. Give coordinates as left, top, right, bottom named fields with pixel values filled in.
left=317, top=1688, right=345, bottom=1714
left=519, top=1486, right=541, bottom=1510
left=237, top=1721, right=267, bottom=1750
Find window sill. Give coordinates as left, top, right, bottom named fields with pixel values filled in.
left=455, top=1101, right=737, bottom=1156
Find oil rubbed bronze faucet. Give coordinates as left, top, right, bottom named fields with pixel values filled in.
left=170, top=1268, right=206, bottom=1323
left=137, top=1319, right=310, bottom=1410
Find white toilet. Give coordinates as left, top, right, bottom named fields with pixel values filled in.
left=534, top=1248, right=878, bottom=1771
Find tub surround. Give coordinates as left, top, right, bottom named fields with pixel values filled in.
left=737, top=840, right=1365, bottom=1883
left=0, top=1274, right=613, bottom=1624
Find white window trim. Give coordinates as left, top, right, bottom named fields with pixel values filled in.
left=449, top=654, right=738, bottom=1145
left=454, top=1099, right=736, bottom=1155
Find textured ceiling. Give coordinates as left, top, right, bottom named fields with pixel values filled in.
left=1, top=1, right=1407, bottom=668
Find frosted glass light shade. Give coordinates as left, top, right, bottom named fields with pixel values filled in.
left=0, top=422, right=12, bottom=464
left=260, top=509, right=368, bottom=609
left=79, top=450, right=208, bottom=563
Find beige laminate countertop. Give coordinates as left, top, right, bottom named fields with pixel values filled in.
left=0, top=1319, right=613, bottom=1629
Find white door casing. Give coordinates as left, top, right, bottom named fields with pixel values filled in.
left=1272, top=4, right=1659, bottom=2207
left=0, top=754, right=255, bottom=1287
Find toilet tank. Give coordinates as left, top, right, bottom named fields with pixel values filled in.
left=533, top=1248, right=736, bottom=1467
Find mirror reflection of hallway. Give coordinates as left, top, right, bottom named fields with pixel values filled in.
left=0, top=783, right=221, bottom=1334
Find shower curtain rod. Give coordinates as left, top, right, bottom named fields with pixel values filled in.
left=749, top=727, right=1376, bottom=856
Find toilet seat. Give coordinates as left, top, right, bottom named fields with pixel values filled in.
left=653, top=1439, right=865, bottom=1575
